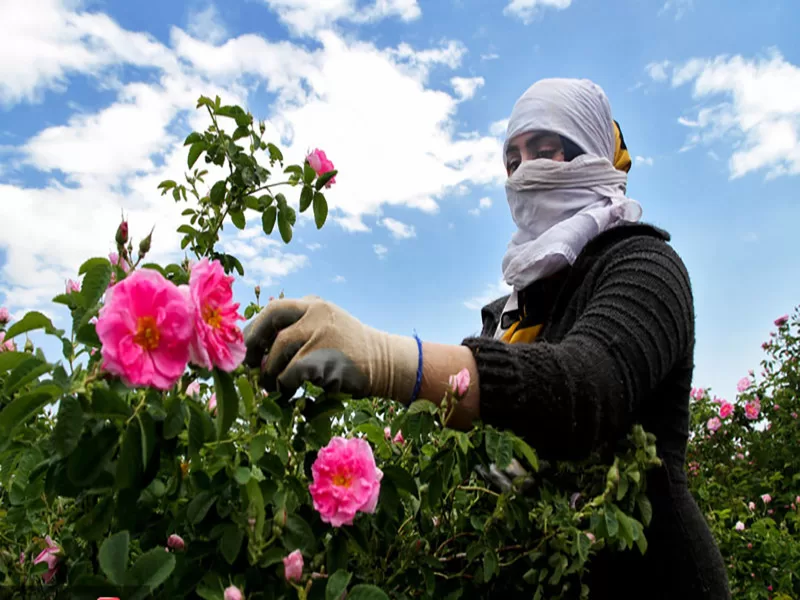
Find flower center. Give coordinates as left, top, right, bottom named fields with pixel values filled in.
left=202, top=304, right=222, bottom=329
left=332, top=472, right=352, bottom=488
left=133, top=316, right=160, bottom=350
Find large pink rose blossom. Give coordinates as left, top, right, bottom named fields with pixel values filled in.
left=449, top=368, right=471, bottom=398
left=718, top=401, right=734, bottom=419
left=706, top=417, right=721, bottom=432
left=186, top=259, right=246, bottom=372
left=774, top=314, right=789, bottom=327
left=308, top=437, right=383, bottom=527
left=744, top=400, right=761, bottom=420
left=306, top=149, right=336, bottom=188
left=33, top=536, right=61, bottom=584
left=282, top=549, right=304, bottom=582
left=96, top=269, right=193, bottom=390
left=737, top=377, right=752, bottom=393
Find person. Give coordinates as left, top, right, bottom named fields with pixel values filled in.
left=243, top=78, right=731, bottom=599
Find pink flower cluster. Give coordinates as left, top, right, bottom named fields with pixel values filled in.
left=308, top=437, right=382, bottom=527
left=96, top=259, right=246, bottom=390
left=687, top=461, right=700, bottom=477
left=306, top=149, right=336, bottom=188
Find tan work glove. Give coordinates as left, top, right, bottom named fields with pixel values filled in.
left=243, top=296, right=420, bottom=402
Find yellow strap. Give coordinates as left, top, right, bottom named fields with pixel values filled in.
left=613, top=120, right=632, bottom=174
left=501, top=321, right=543, bottom=345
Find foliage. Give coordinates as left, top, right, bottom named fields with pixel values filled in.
left=1, top=95, right=667, bottom=599
left=687, top=310, right=800, bottom=599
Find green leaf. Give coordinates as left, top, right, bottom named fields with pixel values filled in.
left=92, top=387, right=132, bottom=418
left=615, top=507, right=634, bottom=548
left=303, top=162, right=316, bottom=184
left=4, top=311, right=58, bottom=340
left=125, top=547, right=176, bottom=591
left=262, top=206, right=277, bottom=235
left=604, top=507, right=619, bottom=538
left=278, top=210, right=292, bottom=243
left=576, top=531, right=591, bottom=563
left=635, top=528, right=648, bottom=555
left=54, top=396, right=84, bottom=457
left=220, top=525, right=244, bottom=565
left=637, top=494, right=653, bottom=526
left=99, top=530, right=130, bottom=585
left=246, top=479, right=265, bottom=543
left=0, top=384, right=60, bottom=439
left=284, top=165, right=303, bottom=177
left=267, top=143, right=283, bottom=163
left=232, top=125, right=250, bottom=140
left=75, top=497, right=115, bottom=541
left=67, top=424, right=119, bottom=487
left=79, top=261, right=112, bottom=322
left=234, top=466, right=251, bottom=485
left=616, top=474, right=629, bottom=501
left=483, top=549, right=499, bottom=581
left=427, top=468, right=443, bottom=510
left=213, top=369, right=238, bottom=440
left=163, top=396, right=184, bottom=439
left=299, top=186, right=313, bottom=212
left=0, top=351, right=32, bottom=373
left=284, top=514, right=315, bottom=552
left=138, top=412, right=156, bottom=472
left=188, top=141, right=207, bottom=168
left=326, top=570, right=352, bottom=600
left=75, top=322, right=101, bottom=347
left=512, top=436, right=539, bottom=471
left=237, top=376, right=255, bottom=416
left=327, top=532, right=349, bottom=580
left=230, top=210, right=246, bottom=230
left=313, top=192, right=328, bottom=229
left=382, top=465, right=418, bottom=497
left=315, top=170, right=337, bottom=190
left=407, top=399, right=438, bottom=415
left=187, top=491, right=217, bottom=525
left=184, top=132, right=203, bottom=146
left=348, top=585, right=390, bottom=600
left=210, top=181, right=227, bottom=206
left=4, top=356, right=52, bottom=395
left=485, top=429, right=513, bottom=470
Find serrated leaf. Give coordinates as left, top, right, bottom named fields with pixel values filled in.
left=67, top=424, right=119, bottom=487
left=234, top=466, right=251, bottom=485
left=4, top=311, right=58, bottom=340
left=220, top=526, right=244, bottom=565
left=79, top=261, right=112, bottom=322
left=483, top=549, right=498, bottom=581
left=315, top=170, right=337, bottom=190
left=230, top=210, right=246, bottom=230
left=326, top=570, right=352, bottom=600
left=484, top=429, right=513, bottom=470
left=54, top=396, right=84, bottom=457
left=299, top=186, right=313, bottom=212
left=348, top=585, right=389, bottom=600
left=92, top=387, right=131, bottom=418
left=4, top=356, right=52, bottom=395
left=512, top=436, right=539, bottom=471
left=267, top=142, right=283, bottom=162
left=213, top=368, right=238, bottom=440
left=407, top=399, right=438, bottom=415
left=0, top=384, right=60, bottom=439
left=262, top=206, right=277, bottom=235
left=284, top=164, right=303, bottom=176
left=188, top=142, right=206, bottom=168
left=313, top=192, right=328, bottom=229
left=382, top=465, right=418, bottom=497
left=604, top=508, right=619, bottom=538
left=125, top=547, right=175, bottom=591
left=99, top=530, right=129, bottom=585
left=637, top=494, right=653, bottom=526
left=163, top=396, right=184, bottom=439
left=278, top=210, right=292, bottom=243
left=184, top=132, right=203, bottom=146
left=0, top=351, right=30, bottom=373
left=187, top=491, right=217, bottom=525
left=284, top=514, right=315, bottom=552
left=303, top=162, right=316, bottom=184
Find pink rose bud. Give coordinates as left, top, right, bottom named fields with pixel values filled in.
left=747, top=543, right=753, bottom=549
left=66, top=279, right=80, bottom=294
left=283, top=549, right=304, bottom=582
left=585, top=532, right=596, bottom=544
left=448, top=368, right=471, bottom=398
left=734, top=521, right=745, bottom=531
left=796, top=496, right=800, bottom=504
left=748, top=502, right=756, bottom=511
left=774, top=314, right=788, bottom=327
left=19, top=552, right=24, bottom=565
left=792, top=412, right=798, bottom=419
left=208, top=393, right=217, bottom=414
left=761, top=494, right=772, bottom=504
left=0, top=307, right=9, bottom=325
left=166, top=534, right=185, bottom=551
left=768, top=508, right=774, bottom=515
left=773, top=404, right=780, bottom=410
left=384, top=426, right=392, bottom=440
left=768, top=585, right=773, bottom=591
left=115, top=219, right=129, bottom=246
left=223, top=586, right=244, bottom=600
left=392, top=430, right=405, bottom=445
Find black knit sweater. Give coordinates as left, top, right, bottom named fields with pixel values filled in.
left=462, top=223, right=731, bottom=599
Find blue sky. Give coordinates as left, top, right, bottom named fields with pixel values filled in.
left=1, top=0, right=799, bottom=403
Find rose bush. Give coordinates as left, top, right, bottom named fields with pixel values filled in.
left=1, top=95, right=668, bottom=599
left=687, top=310, right=800, bottom=600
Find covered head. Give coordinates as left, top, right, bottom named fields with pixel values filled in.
left=502, top=78, right=631, bottom=174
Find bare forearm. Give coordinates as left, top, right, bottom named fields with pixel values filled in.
left=417, top=341, right=481, bottom=430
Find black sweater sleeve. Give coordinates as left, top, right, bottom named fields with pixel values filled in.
left=462, top=236, right=694, bottom=460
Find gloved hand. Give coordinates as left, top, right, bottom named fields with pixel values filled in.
left=243, top=296, right=420, bottom=402
left=475, top=458, right=536, bottom=494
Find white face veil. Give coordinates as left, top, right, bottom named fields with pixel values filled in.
left=495, top=78, right=642, bottom=339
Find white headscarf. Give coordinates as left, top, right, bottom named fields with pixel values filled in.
left=495, top=78, right=642, bottom=339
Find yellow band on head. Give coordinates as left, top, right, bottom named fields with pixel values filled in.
left=613, top=120, right=632, bottom=173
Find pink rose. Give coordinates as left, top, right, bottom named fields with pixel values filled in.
left=166, top=534, right=185, bottom=551
left=186, top=381, right=201, bottom=397
left=384, top=426, right=392, bottom=440
left=706, top=417, right=721, bottom=432
left=308, top=437, right=383, bottom=527
left=748, top=501, right=756, bottom=511
left=585, top=532, right=596, bottom=544
left=223, top=586, right=244, bottom=600
left=768, top=508, right=774, bottom=515
left=19, top=552, right=24, bottom=565
left=96, top=269, right=193, bottom=390
left=796, top=496, right=800, bottom=504
left=718, top=401, right=734, bottom=419
left=744, top=401, right=760, bottom=420
left=734, top=521, right=745, bottom=531
left=792, top=412, right=798, bottom=419
left=282, top=549, right=304, bottom=582
left=393, top=430, right=405, bottom=445
left=66, top=279, right=80, bottom=294
left=208, top=393, right=217, bottom=414
left=306, top=149, right=336, bottom=188
left=761, top=493, right=772, bottom=504
left=736, top=453, right=745, bottom=460
left=0, top=332, right=16, bottom=353
left=774, top=314, right=789, bottom=327
left=690, top=387, right=705, bottom=401
left=33, top=536, right=61, bottom=584
left=108, top=252, right=131, bottom=287
left=0, top=307, right=9, bottom=325
left=185, top=259, right=246, bottom=373
left=448, top=368, right=471, bottom=398
left=773, top=404, right=780, bottom=411
left=737, top=377, right=752, bottom=393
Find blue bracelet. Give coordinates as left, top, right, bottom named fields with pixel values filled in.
left=410, top=331, right=423, bottom=404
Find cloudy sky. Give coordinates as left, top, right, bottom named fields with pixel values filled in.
left=1, top=0, right=798, bottom=402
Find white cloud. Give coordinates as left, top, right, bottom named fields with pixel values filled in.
left=261, top=0, right=421, bottom=36
left=306, top=242, right=322, bottom=251
left=490, top=118, right=509, bottom=137
left=651, top=48, right=800, bottom=179
left=187, top=2, right=228, bottom=45
left=480, top=52, right=499, bottom=61
left=634, top=156, right=654, bottom=166
left=469, top=196, right=493, bottom=215
left=373, top=244, right=388, bottom=259
left=645, top=60, right=670, bottom=82
left=464, top=278, right=512, bottom=311
left=659, top=0, right=694, bottom=20
left=224, top=235, right=309, bottom=285
left=379, top=217, right=416, bottom=239
left=332, top=274, right=346, bottom=283
left=451, top=76, right=485, bottom=101
left=503, top=0, right=572, bottom=24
